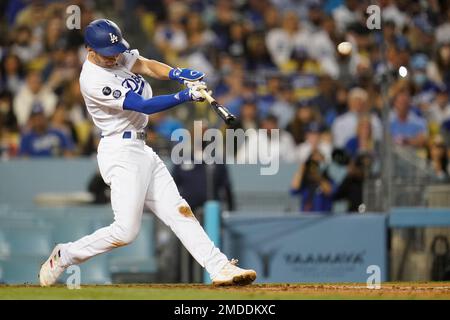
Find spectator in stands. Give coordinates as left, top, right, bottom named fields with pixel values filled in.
left=325, top=148, right=350, bottom=188
left=0, top=53, right=25, bottom=94
left=262, top=4, right=279, bottom=31
left=310, top=75, right=340, bottom=127
left=153, top=2, right=188, bottom=62
left=216, top=73, right=256, bottom=118
left=435, top=8, right=450, bottom=45
left=333, top=154, right=369, bottom=212
left=442, top=118, right=450, bottom=175
left=345, top=115, right=378, bottom=159
left=427, top=135, right=449, bottom=182
left=427, top=43, right=450, bottom=89
left=332, top=0, right=362, bottom=33
left=442, top=117, right=450, bottom=148
left=50, top=103, right=78, bottom=150
left=9, top=25, right=42, bottom=63
left=410, top=53, right=438, bottom=115
left=258, top=75, right=281, bottom=119
left=0, top=90, right=18, bottom=133
left=390, top=90, right=428, bottom=148
left=232, top=98, right=259, bottom=131
left=46, top=48, right=81, bottom=95
left=265, top=11, right=309, bottom=69
left=268, top=82, right=295, bottom=130
left=225, top=21, right=248, bottom=58
left=332, top=87, right=382, bottom=148
left=61, top=78, right=91, bottom=148
left=376, top=20, right=408, bottom=57
left=43, top=15, right=64, bottom=53
left=241, top=0, right=269, bottom=31
left=211, top=0, right=236, bottom=51
left=236, top=114, right=297, bottom=164
left=411, top=53, right=435, bottom=92
left=245, top=31, right=275, bottom=71
left=290, top=152, right=334, bottom=213
left=13, top=70, right=57, bottom=128
left=0, top=112, right=18, bottom=159
left=296, top=122, right=332, bottom=164
left=287, top=101, right=321, bottom=145
left=19, top=103, right=74, bottom=157
left=183, top=13, right=216, bottom=77
left=379, top=0, right=409, bottom=30
left=308, top=14, right=340, bottom=79
left=426, top=84, right=450, bottom=127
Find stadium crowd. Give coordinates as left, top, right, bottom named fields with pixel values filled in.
left=0, top=0, right=449, bottom=212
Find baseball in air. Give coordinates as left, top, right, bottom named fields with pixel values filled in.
left=337, top=41, right=352, bottom=55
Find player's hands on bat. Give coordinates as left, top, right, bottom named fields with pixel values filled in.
left=185, top=80, right=212, bottom=95
left=184, top=79, right=206, bottom=88
left=169, top=67, right=205, bottom=83
left=186, top=82, right=208, bottom=102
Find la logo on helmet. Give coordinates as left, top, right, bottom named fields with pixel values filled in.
left=109, top=33, right=118, bottom=43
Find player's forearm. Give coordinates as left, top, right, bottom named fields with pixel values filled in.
left=123, top=90, right=190, bottom=115
left=145, top=59, right=172, bottom=79
left=132, top=57, right=172, bottom=80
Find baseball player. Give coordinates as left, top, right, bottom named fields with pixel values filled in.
left=39, top=19, right=256, bottom=286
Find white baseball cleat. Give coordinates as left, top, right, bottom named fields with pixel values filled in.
left=212, top=259, right=257, bottom=286
left=39, top=244, right=66, bottom=287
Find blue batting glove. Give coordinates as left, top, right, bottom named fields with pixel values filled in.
left=169, top=67, right=205, bottom=83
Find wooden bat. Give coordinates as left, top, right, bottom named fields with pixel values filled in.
left=200, top=89, right=236, bottom=125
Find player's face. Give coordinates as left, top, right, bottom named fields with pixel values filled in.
left=88, top=49, right=120, bottom=68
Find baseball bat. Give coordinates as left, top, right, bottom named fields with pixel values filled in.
left=200, top=89, right=236, bottom=125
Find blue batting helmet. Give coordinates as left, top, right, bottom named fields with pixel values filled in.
left=84, top=19, right=129, bottom=56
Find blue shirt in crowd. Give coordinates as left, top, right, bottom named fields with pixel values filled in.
left=291, top=185, right=334, bottom=213
left=19, top=128, right=74, bottom=157
left=390, top=112, right=427, bottom=140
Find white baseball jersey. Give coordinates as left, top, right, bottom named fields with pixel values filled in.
left=79, top=49, right=152, bottom=136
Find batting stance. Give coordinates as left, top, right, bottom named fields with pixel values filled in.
left=39, top=19, right=256, bottom=286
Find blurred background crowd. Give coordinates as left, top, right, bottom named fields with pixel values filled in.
left=0, top=0, right=450, bottom=213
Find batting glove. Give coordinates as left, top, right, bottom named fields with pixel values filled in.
left=169, top=67, right=205, bottom=83
left=182, top=82, right=208, bottom=102
left=183, top=80, right=206, bottom=89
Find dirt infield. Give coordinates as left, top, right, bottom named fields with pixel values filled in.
left=1, top=282, right=450, bottom=299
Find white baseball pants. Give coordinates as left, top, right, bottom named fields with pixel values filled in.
left=60, top=135, right=229, bottom=278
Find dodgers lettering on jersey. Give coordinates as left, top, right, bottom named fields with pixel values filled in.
left=79, top=49, right=153, bottom=136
